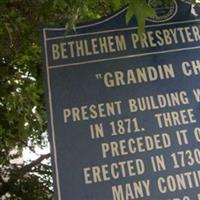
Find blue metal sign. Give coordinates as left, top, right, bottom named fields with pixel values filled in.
left=41, top=1, right=200, bottom=199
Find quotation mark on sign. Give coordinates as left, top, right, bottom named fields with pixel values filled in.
left=96, top=74, right=103, bottom=80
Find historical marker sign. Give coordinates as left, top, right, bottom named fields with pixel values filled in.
left=41, top=1, right=200, bottom=199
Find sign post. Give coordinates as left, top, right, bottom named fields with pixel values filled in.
left=41, top=1, right=200, bottom=199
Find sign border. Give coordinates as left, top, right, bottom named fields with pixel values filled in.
left=43, top=18, right=200, bottom=200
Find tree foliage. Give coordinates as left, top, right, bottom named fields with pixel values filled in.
left=0, top=0, right=197, bottom=199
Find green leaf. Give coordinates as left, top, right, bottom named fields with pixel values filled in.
left=126, top=4, right=134, bottom=24
left=126, top=0, right=156, bottom=34
left=112, top=0, right=122, bottom=10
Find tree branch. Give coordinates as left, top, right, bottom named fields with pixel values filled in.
left=21, top=153, right=50, bottom=175
left=0, top=153, right=51, bottom=197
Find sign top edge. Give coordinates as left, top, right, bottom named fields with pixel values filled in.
left=42, top=6, right=128, bottom=31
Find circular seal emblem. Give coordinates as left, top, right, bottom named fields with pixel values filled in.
left=147, top=0, right=178, bottom=22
